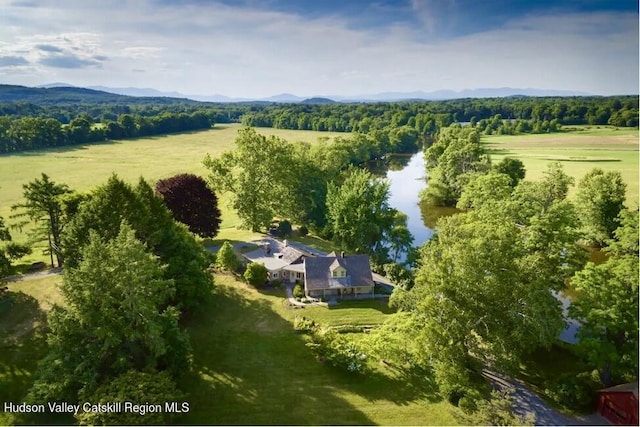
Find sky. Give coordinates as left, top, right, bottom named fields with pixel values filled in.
left=0, top=0, right=638, bottom=97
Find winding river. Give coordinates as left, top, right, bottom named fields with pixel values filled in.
left=382, top=150, right=580, bottom=343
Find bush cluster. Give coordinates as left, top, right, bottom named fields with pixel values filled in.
left=293, top=283, right=305, bottom=299
left=306, top=326, right=368, bottom=374
left=293, top=316, right=317, bottom=332
left=544, top=371, right=601, bottom=410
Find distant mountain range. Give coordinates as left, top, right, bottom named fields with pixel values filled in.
left=0, top=84, right=199, bottom=105
left=84, top=86, right=593, bottom=102
left=11, top=83, right=594, bottom=104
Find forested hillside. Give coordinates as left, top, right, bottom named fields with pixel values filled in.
left=0, top=84, right=637, bottom=154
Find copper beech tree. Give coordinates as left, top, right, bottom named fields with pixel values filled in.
left=155, top=173, right=222, bottom=238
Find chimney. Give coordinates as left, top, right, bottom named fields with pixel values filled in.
left=283, top=239, right=288, bottom=247
left=340, top=251, right=345, bottom=258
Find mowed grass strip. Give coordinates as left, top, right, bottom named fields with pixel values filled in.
left=183, top=274, right=455, bottom=425
left=0, top=124, right=349, bottom=262
left=295, top=299, right=394, bottom=327
left=483, top=126, right=639, bottom=204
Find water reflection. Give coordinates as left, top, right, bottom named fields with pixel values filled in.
left=420, top=203, right=460, bottom=231
left=383, top=151, right=459, bottom=249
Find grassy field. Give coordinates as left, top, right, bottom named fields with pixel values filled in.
left=0, top=275, right=65, bottom=426
left=183, top=274, right=456, bottom=425
left=483, top=126, right=639, bottom=204
left=0, top=273, right=458, bottom=425
left=0, top=124, right=348, bottom=263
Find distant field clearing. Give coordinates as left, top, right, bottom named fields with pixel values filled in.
left=521, top=155, right=622, bottom=162
left=0, top=124, right=350, bottom=263
left=483, top=126, right=639, bottom=205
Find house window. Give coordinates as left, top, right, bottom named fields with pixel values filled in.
left=332, top=268, right=346, bottom=278
left=272, top=272, right=278, bottom=278
left=296, top=272, right=302, bottom=279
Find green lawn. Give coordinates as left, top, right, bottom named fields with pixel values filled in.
left=182, top=274, right=456, bottom=425
left=295, top=298, right=394, bottom=327
left=0, top=273, right=457, bottom=425
left=0, top=275, right=66, bottom=426
left=483, top=126, right=639, bottom=204
left=287, top=234, right=336, bottom=254
left=0, top=124, right=349, bottom=263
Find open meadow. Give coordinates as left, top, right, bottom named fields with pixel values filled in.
left=483, top=126, right=639, bottom=204
left=0, top=124, right=348, bottom=262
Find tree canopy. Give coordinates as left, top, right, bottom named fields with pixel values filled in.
left=155, top=173, right=222, bottom=238
left=29, top=223, right=190, bottom=403
left=421, top=126, right=490, bottom=206
left=389, top=163, right=583, bottom=397
left=215, top=240, right=240, bottom=272
left=11, top=173, right=71, bottom=267
left=575, top=168, right=627, bottom=247
left=326, top=168, right=412, bottom=264
left=569, top=208, right=639, bottom=386
left=204, top=128, right=295, bottom=232
left=62, top=175, right=213, bottom=312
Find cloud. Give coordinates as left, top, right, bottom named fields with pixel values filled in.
left=38, top=54, right=102, bottom=69
left=9, top=0, right=39, bottom=7
left=0, top=55, right=29, bottom=67
left=35, top=44, right=64, bottom=52
left=0, top=1, right=636, bottom=96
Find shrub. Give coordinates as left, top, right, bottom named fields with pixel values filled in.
left=545, top=371, right=600, bottom=410
left=243, top=262, right=268, bottom=287
left=293, top=283, right=305, bottom=299
left=294, top=316, right=317, bottom=332
left=298, top=225, right=309, bottom=236
left=456, top=388, right=535, bottom=426
left=274, top=279, right=284, bottom=287
left=215, top=241, right=240, bottom=272
left=277, top=220, right=292, bottom=237
left=306, top=327, right=368, bottom=374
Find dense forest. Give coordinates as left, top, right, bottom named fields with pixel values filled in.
left=0, top=84, right=637, bottom=154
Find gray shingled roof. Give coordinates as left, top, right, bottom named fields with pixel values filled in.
left=305, top=254, right=374, bottom=291
left=242, top=241, right=306, bottom=272
left=279, top=245, right=307, bottom=264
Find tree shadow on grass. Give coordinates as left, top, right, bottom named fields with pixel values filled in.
left=321, top=362, right=441, bottom=407
left=0, top=292, right=48, bottom=411
left=182, top=282, right=383, bottom=425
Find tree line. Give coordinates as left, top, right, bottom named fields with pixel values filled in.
left=241, top=96, right=638, bottom=132
left=0, top=94, right=636, bottom=154
left=0, top=110, right=215, bottom=153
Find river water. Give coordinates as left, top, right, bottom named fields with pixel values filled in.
left=384, top=151, right=459, bottom=248
left=382, top=150, right=580, bottom=343
left=385, top=152, right=434, bottom=247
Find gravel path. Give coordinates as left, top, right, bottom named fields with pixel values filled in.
left=483, top=370, right=609, bottom=426
left=4, top=267, right=62, bottom=283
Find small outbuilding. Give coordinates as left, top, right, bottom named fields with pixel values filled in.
left=597, top=382, right=638, bottom=425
